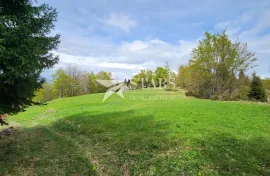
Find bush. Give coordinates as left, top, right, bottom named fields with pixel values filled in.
left=185, top=91, right=201, bottom=98
left=248, top=74, right=268, bottom=102
left=237, top=86, right=250, bottom=101
left=165, top=88, right=177, bottom=92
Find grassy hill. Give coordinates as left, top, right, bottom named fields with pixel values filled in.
left=1, top=89, right=270, bottom=175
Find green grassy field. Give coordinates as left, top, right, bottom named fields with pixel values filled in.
left=1, top=89, right=270, bottom=175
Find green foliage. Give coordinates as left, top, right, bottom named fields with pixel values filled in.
left=96, top=70, right=112, bottom=92
left=132, top=65, right=176, bottom=90
left=237, top=86, right=250, bottom=100
left=0, top=0, right=60, bottom=114
left=186, top=31, right=256, bottom=100
left=262, top=79, right=270, bottom=100
left=238, top=70, right=250, bottom=85
left=262, top=78, right=270, bottom=90
left=87, top=72, right=98, bottom=93
left=132, top=69, right=154, bottom=88
left=52, top=68, right=72, bottom=98
left=248, top=73, right=267, bottom=102
left=35, top=68, right=113, bottom=101
left=33, top=83, right=53, bottom=103
left=32, top=87, right=45, bottom=103
left=131, top=70, right=145, bottom=88
left=154, top=67, right=168, bottom=87
left=131, top=63, right=176, bottom=90
left=166, top=71, right=177, bottom=91
left=236, top=70, right=250, bottom=100
left=146, top=70, right=154, bottom=87
left=95, top=70, right=112, bottom=80
left=177, top=65, right=190, bottom=88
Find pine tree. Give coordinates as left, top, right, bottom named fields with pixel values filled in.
left=0, top=0, right=60, bottom=120
left=248, top=73, right=267, bottom=102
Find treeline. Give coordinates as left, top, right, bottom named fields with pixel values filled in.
left=34, top=63, right=177, bottom=103
left=33, top=65, right=112, bottom=103
left=35, top=31, right=269, bottom=103
left=131, top=62, right=177, bottom=89
left=176, top=31, right=268, bottom=102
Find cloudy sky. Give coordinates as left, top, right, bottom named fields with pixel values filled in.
left=40, top=0, right=270, bottom=80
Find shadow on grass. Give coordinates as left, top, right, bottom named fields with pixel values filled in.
left=0, top=110, right=177, bottom=175
left=49, top=110, right=180, bottom=175
left=1, top=110, right=270, bottom=175
left=0, top=125, right=97, bottom=176
left=197, top=133, right=270, bottom=175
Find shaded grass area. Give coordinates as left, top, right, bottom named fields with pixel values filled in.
left=1, top=89, right=270, bottom=175
left=0, top=126, right=96, bottom=176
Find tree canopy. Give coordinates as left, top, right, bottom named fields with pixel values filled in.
left=185, top=31, right=256, bottom=100
left=33, top=67, right=113, bottom=103
left=0, top=0, right=60, bottom=115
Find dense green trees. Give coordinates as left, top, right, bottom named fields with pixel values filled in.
left=131, top=62, right=177, bottom=89
left=237, top=70, right=250, bottom=100
left=52, top=68, right=72, bottom=98
left=87, top=72, right=98, bottom=94
left=33, top=67, right=112, bottom=102
left=175, top=31, right=268, bottom=102
left=0, top=0, right=60, bottom=125
left=132, top=70, right=150, bottom=88
left=263, top=78, right=270, bottom=101
left=131, top=65, right=176, bottom=90
left=32, top=83, right=53, bottom=103
left=154, top=67, right=168, bottom=87
left=184, top=31, right=257, bottom=100
left=263, top=78, right=270, bottom=90
left=176, top=65, right=190, bottom=88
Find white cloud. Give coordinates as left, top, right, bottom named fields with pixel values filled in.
left=49, top=37, right=198, bottom=79
left=45, top=9, right=270, bottom=80
left=43, top=2, right=270, bottom=80
left=101, top=13, right=136, bottom=33
left=240, top=11, right=270, bottom=37
left=121, top=40, right=149, bottom=51
left=215, top=9, right=270, bottom=77
left=214, top=11, right=255, bottom=36
left=215, top=21, right=231, bottom=29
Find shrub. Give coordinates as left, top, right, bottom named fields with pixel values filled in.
left=237, top=86, right=250, bottom=100
left=248, top=74, right=268, bottom=102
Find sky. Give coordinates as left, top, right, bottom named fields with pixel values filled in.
left=39, top=0, right=270, bottom=80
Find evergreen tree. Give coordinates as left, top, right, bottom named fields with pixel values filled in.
left=248, top=73, right=267, bottom=102
left=0, top=0, right=60, bottom=120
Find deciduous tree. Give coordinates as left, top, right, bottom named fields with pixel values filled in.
left=186, top=31, right=256, bottom=100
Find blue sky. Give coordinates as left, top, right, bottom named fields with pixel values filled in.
left=40, top=0, right=270, bottom=80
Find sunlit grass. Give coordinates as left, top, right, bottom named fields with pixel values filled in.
left=1, top=89, right=270, bottom=175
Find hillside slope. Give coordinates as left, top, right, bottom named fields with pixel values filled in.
left=1, top=89, right=270, bottom=175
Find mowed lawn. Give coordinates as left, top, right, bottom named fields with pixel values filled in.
left=1, top=89, right=270, bottom=175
